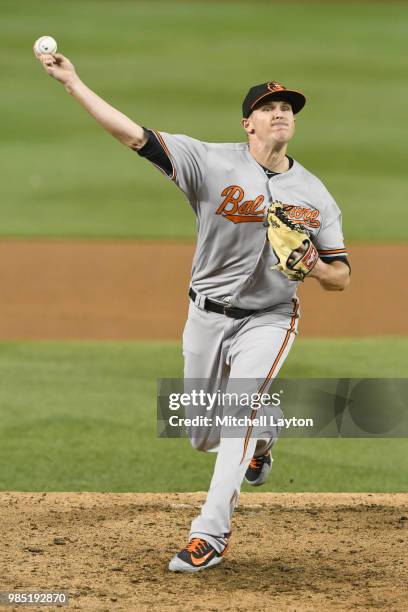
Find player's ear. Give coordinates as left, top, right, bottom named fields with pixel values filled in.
left=241, top=117, right=254, bottom=135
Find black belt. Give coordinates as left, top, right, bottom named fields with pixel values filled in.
left=189, top=288, right=258, bottom=320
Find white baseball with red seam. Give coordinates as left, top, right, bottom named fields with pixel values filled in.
left=34, top=36, right=58, bottom=55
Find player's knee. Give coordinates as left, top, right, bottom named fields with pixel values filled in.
left=190, top=436, right=220, bottom=452
left=189, top=437, right=207, bottom=452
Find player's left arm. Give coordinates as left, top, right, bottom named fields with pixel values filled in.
left=310, top=188, right=351, bottom=291
left=308, top=259, right=350, bottom=291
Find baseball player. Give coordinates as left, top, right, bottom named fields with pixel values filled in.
left=35, top=50, right=350, bottom=573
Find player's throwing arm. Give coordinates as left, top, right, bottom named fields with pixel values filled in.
left=33, top=36, right=147, bottom=150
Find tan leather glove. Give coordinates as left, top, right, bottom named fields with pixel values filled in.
left=267, top=202, right=319, bottom=281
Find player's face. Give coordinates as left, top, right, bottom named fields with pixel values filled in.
left=243, top=99, right=295, bottom=144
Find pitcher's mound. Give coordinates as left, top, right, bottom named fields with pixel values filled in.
left=1, top=492, right=407, bottom=611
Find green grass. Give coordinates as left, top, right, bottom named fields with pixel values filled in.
left=0, top=1, right=407, bottom=240
left=0, top=338, right=407, bottom=493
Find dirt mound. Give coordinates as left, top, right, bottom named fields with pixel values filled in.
left=1, top=492, right=407, bottom=611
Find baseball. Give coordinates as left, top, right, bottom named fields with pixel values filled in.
left=34, top=36, right=58, bottom=55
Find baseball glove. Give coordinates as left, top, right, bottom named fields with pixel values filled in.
left=266, top=202, right=319, bottom=281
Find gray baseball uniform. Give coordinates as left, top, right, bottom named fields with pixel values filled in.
left=138, top=129, right=347, bottom=552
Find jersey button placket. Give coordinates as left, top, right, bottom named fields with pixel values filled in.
left=267, top=177, right=276, bottom=207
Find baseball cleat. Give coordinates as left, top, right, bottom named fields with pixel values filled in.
left=168, top=538, right=227, bottom=573
left=244, top=451, right=273, bottom=486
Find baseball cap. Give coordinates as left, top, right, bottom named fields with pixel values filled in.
left=242, top=81, right=306, bottom=117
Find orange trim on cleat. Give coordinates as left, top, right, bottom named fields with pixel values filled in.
left=168, top=538, right=227, bottom=573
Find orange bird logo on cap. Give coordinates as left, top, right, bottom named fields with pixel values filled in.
left=267, top=82, right=285, bottom=91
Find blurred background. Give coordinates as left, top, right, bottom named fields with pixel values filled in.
left=0, top=0, right=407, bottom=493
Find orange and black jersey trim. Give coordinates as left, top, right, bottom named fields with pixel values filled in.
left=136, top=128, right=174, bottom=178
left=318, top=248, right=350, bottom=272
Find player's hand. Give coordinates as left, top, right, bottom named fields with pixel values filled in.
left=34, top=50, right=78, bottom=87
left=287, top=240, right=308, bottom=268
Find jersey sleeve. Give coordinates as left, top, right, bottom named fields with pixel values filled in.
left=136, top=129, right=208, bottom=200
left=315, top=189, right=350, bottom=268
left=136, top=129, right=173, bottom=176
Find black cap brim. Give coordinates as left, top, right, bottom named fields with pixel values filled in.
left=247, top=89, right=306, bottom=116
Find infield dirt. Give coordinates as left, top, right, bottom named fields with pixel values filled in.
left=0, top=241, right=407, bottom=340
left=1, top=492, right=407, bottom=611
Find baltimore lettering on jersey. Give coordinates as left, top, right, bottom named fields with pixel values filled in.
left=168, top=414, right=314, bottom=429
left=216, top=186, right=321, bottom=227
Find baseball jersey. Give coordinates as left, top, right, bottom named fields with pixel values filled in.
left=137, top=130, right=348, bottom=310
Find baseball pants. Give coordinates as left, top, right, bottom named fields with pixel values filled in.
left=182, top=295, right=299, bottom=552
